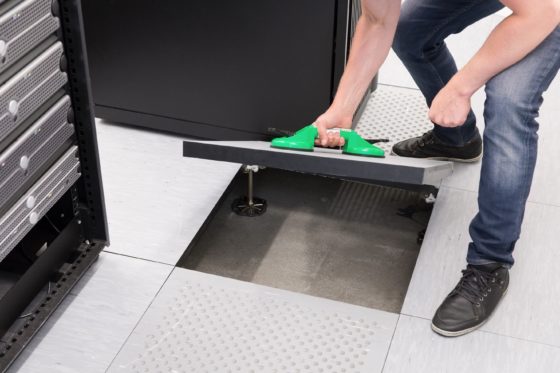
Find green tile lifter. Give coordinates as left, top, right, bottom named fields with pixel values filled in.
left=271, top=124, right=385, bottom=158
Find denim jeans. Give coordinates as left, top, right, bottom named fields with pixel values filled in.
left=392, top=0, right=560, bottom=267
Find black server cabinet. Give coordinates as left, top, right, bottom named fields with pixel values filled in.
left=82, top=0, right=369, bottom=140
left=0, top=0, right=108, bottom=370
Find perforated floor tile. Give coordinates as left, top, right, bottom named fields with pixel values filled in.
left=108, top=269, right=399, bottom=373
left=355, top=84, right=432, bottom=153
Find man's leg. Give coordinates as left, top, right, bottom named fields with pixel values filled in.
left=432, top=26, right=560, bottom=337
left=391, top=0, right=503, bottom=159
left=468, top=26, right=560, bottom=267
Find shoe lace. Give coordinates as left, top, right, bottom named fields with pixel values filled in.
left=416, top=131, right=435, bottom=148
left=453, top=267, right=495, bottom=305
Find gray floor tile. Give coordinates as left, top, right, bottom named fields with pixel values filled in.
left=95, top=121, right=239, bottom=265
left=402, top=187, right=560, bottom=347
left=383, top=315, right=560, bottom=373
left=8, top=252, right=173, bottom=373
left=355, top=84, right=433, bottom=154
left=108, top=268, right=399, bottom=373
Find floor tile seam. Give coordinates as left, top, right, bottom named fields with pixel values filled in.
left=376, top=83, right=420, bottom=92
left=438, top=184, right=560, bottom=209
left=397, top=313, right=560, bottom=351
left=381, top=314, right=401, bottom=373
left=102, top=250, right=176, bottom=267
left=103, top=267, right=176, bottom=373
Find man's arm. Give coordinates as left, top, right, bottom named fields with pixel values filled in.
left=430, top=0, right=560, bottom=127
left=315, top=0, right=401, bottom=147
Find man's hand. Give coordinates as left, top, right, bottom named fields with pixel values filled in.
left=429, top=80, right=472, bottom=127
left=314, top=111, right=353, bottom=147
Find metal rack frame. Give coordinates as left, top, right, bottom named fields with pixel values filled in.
left=0, top=0, right=108, bottom=370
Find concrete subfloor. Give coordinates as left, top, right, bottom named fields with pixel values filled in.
left=178, top=169, right=431, bottom=313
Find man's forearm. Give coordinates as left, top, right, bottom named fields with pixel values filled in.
left=328, top=1, right=400, bottom=121
left=450, top=1, right=560, bottom=96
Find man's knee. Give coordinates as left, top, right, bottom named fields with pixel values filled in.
left=392, top=15, right=421, bottom=59
left=485, top=40, right=559, bottom=122
left=485, top=73, right=542, bottom=123
left=483, top=76, right=542, bottom=152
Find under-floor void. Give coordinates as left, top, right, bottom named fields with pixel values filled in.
left=178, top=168, right=433, bottom=313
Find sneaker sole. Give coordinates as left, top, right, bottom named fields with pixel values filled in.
left=390, top=150, right=483, bottom=163
left=430, top=287, right=508, bottom=337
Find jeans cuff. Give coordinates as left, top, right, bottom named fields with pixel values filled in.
left=433, top=122, right=478, bottom=146
left=467, top=259, right=512, bottom=269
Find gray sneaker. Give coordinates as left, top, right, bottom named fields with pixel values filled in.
left=431, top=263, right=509, bottom=337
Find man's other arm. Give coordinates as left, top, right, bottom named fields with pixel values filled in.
left=430, top=0, right=560, bottom=127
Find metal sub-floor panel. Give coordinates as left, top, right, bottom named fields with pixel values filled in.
left=108, top=269, right=399, bottom=373
left=183, top=140, right=453, bottom=187
left=0, top=0, right=60, bottom=74
left=355, top=84, right=432, bottom=153
left=383, top=315, right=560, bottom=373
left=0, top=95, right=73, bottom=212
left=0, top=41, right=67, bottom=143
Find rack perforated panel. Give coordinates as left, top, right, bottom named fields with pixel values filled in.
left=0, top=94, right=73, bottom=212
left=0, top=0, right=60, bottom=73
left=0, top=41, right=67, bottom=143
left=0, top=145, right=80, bottom=262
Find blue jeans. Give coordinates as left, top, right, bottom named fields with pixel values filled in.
left=393, top=0, right=560, bottom=267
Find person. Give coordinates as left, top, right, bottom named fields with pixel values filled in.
left=314, top=0, right=560, bottom=337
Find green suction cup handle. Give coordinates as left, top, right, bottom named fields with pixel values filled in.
left=271, top=126, right=385, bottom=158
left=271, top=125, right=318, bottom=151
left=340, top=130, right=385, bottom=158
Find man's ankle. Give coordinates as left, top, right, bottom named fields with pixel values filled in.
left=433, top=124, right=479, bottom=147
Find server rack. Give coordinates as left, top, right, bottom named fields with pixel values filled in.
left=0, top=0, right=107, bottom=370
left=81, top=0, right=373, bottom=140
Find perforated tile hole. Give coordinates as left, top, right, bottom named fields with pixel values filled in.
left=110, top=271, right=397, bottom=373
left=355, top=84, right=433, bottom=153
